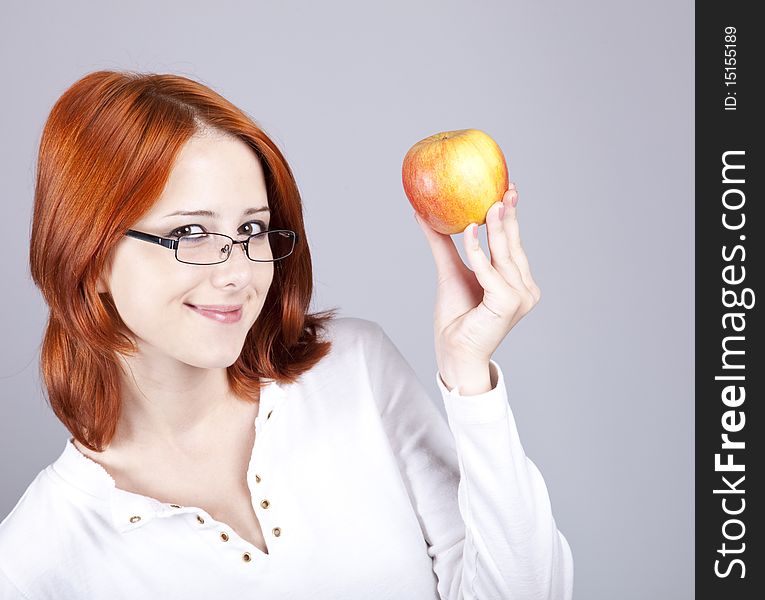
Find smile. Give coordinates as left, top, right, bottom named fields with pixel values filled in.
left=185, top=304, right=243, bottom=324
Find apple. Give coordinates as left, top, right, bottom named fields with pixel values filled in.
left=402, top=128, right=509, bottom=235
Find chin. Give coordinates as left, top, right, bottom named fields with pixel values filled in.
left=185, top=356, right=241, bottom=370
left=180, top=343, right=246, bottom=370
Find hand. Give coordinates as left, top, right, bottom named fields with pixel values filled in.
left=413, top=183, right=542, bottom=390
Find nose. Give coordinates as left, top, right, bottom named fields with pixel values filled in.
left=226, top=240, right=250, bottom=263
left=208, top=239, right=254, bottom=288
left=224, top=242, right=254, bottom=267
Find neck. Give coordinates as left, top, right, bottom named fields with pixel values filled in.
left=85, top=353, right=260, bottom=461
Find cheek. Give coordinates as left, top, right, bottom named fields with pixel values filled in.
left=107, top=257, right=181, bottom=338
left=253, top=264, right=275, bottom=308
left=259, top=263, right=275, bottom=289
left=111, top=286, right=164, bottom=339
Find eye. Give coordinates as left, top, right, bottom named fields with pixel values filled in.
left=167, top=224, right=202, bottom=238
left=240, top=220, right=268, bottom=236
left=167, top=220, right=268, bottom=238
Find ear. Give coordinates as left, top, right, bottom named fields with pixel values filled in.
left=96, top=276, right=108, bottom=294
left=95, top=257, right=113, bottom=295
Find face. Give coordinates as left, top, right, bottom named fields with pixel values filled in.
left=97, top=132, right=275, bottom=371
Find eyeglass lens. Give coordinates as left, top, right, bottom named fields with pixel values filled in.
left=176, top=231, right=295, bottom=265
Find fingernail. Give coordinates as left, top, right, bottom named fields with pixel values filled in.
left=472, top=224, right=479, bottom=239
left=498, top=202, right=506, bottom=220
left=511, top=193, right=518, bottom=208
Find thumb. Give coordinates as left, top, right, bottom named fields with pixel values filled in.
left=413, top=211, right=467, bottom=282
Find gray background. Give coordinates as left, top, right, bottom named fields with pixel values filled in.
left=0, top=1, right=694, bottom=598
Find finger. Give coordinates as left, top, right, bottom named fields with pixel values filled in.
left=485, top=198, right=528, bottom=294
left=463, top=222, right=521, bottom=317
left=501, top=190, right=542, bottom=300
left=414, top=212, right=469, bottom=283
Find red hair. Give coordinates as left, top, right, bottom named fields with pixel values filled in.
left=29, top=70, right=338, bottom=452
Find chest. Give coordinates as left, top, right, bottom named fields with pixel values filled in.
left=123, top=465, right=269, bottom=554
left=166, top=456, right=272, bottom=550
left=104, top=416, right=269, bottom=552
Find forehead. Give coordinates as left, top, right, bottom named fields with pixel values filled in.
left=148, top=133, right=269, bottom=217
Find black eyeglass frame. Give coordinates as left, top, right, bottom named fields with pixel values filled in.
left=123, top=228, right=298, bottom=265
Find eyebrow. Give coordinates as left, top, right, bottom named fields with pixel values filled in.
left=162, top=206, right=270, bottom=218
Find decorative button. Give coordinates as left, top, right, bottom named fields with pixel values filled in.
left=129, top=515, right=141, bottom=523
left=220, top=532, right=229, bottom=542
left=266, top=410, right=273, bottom=420
left=196, top=515, right=205, bottom=524
left=242, top=552, right=252, bottom=562
left=255, top=474, right=261, bottom=483
left=169, top=504, right=181, bottom=508
left=260, top=499, right=270, bottom=509
left=272, top=527, right=281, bottom=537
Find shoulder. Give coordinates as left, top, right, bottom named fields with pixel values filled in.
left=0, top=469, right=58, bottom=594
left=322, top=316, right=383, bottom=343
left=318, top=316, right=385, bottom=361
left=0, top=469, right=50, bottom=545
left=0, top=463, right=95, bottom=597
left=312, top=316, right=415, bottom=387
left=292, top=317, right=386, bottom=394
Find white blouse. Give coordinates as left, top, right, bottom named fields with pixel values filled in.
left=0, top=317, right=573, bottom=599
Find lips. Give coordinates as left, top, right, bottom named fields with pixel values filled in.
left=186, top=304, right=242, bottom=312
left=185, top=303, right=243, bottom=324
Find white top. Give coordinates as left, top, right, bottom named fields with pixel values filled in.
left=0, top=317, right=573, bottom=600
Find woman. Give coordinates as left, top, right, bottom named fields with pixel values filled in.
left=0, top=70, right=573, bottom=599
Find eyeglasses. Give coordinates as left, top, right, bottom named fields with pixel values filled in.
left=123, top=229, right=298, bottom=265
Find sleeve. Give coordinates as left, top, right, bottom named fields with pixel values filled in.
left=368, top=323, right=574, bottom=600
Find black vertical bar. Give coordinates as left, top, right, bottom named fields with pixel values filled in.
left=696, top=2, right=763, bottom=598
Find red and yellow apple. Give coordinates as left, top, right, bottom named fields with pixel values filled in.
left=402, top=128, right=509, bottom=235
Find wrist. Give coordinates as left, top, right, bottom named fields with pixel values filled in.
left=440, top=360, right=494, bottom=396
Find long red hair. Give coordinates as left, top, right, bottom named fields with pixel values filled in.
left=29, top=70, right=338, bottom=452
